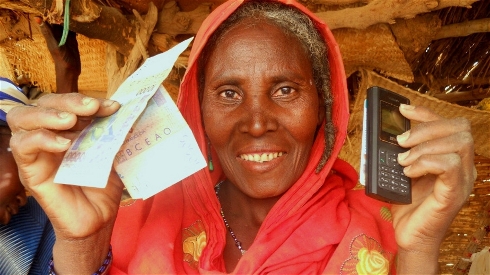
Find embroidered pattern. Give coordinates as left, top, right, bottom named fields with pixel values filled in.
left=380, top=206, right=393, bottom=223
left=340, top=234, right=394, bottom=275
left=182, top=220, right=207, bottom=269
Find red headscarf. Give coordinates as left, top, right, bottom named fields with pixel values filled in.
left=111, top=0, right=397, bottom=273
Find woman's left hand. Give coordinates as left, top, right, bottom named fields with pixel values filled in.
left=391, top=104, right=476, bottom=271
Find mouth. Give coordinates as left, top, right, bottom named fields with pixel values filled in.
left=239, top=152, right=285, bottom=163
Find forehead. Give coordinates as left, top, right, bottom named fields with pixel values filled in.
left=216, top=17, right=307, bottom=54
left=205, top=19, right=312, bottom=79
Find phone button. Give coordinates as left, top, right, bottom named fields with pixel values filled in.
left=379, top=150, right=387, bottom=164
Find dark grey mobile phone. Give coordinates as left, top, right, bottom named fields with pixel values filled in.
left=365, top=86, right=411, bottom=204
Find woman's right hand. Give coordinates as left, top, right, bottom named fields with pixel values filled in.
left=7, top=93, right=123, bottom=273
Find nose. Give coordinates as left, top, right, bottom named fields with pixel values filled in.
left=238, top=96, right=278, bottom=137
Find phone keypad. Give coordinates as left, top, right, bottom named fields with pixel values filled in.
left=378, top=149, right=410, bottom=194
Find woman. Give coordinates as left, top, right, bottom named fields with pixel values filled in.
left=0, top=19, right=78, bottom=274
left=7, top=0, right=475, bottom=274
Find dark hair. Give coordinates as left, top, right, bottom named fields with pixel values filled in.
left=198, top=0, right=335, bottom=172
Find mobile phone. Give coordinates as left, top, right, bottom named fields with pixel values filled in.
left=365, top=86, right=411, bottom=204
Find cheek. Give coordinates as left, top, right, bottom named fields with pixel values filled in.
left=0, top=195, right=8, bottom=209
left=0, top=172, right=23, bottom=201
left=201, top=100, right=233, bottom=143
left=289, top=125, right=319, bottom=158
left=287, top=103, right=321, bottom=143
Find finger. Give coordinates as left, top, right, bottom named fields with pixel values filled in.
left=403, top=157, right=473, bottom=218
left=9, top=105, right=97, bottom=133
left=402, top=153, right=474, bottom=201
left=10, top=129, right=71, bottom=187
left=37, top=94, right=120, bottom=117
left=403, top=153, right=460, bottom=178
left=7, top=105, right=78, bottom=133
left=7, top=94, right=119, bottom=132
left=397, top=130, right=474, bottom=167
left=36, top=93, right=97, bottom=112
left=399, top=104, right=442, bottom=123
left=397, top=117, right=471, bottom=148
left=398, top=129, right=476, bottom=184
left=10, top=128, right=71, bottom=163
left=94, top=98, right=120, bottom=117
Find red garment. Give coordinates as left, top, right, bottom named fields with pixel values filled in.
left=112, top=0, right=397, bottom=274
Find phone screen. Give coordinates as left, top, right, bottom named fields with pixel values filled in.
left=380, top=101, right=405, bottom=136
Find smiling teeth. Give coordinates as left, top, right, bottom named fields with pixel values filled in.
left=240, top=152, right=283, bottom=163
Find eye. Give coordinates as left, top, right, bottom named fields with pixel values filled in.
left=219, top=90, right=241, bottom=100
left=272, top=86, right=295, bottom=97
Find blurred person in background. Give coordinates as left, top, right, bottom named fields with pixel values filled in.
left=0, top=19, right=79, bottom=274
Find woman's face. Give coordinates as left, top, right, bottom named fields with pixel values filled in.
left=201, top=19, right=324, bottom=199
left=0, top=135, right=27, bottom=225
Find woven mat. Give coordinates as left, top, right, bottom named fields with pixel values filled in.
left=0, top=31, right=108, bottom=95
left=333, top=24, right=414, bottom=83
left=339, top=69, right=490, bottom=172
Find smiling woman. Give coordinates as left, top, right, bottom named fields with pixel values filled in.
left=201, top=18, right=323, bottom=197
left=5, top=0, right=477, bottom=274
left=199, top=14, right=332, bottom=269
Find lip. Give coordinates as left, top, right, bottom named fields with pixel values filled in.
left=236, top=143, right=287, bottom=156
left=236, top=152, right=287, bottom=173
left=235, top=143, right=288, bottom=169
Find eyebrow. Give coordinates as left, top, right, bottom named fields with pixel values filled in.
left=212, top=70, right=310, bottom=83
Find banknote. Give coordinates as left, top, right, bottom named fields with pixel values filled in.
left=115, top=86, right=206, bottom=199
left=54, top=37, right=195, bottom=190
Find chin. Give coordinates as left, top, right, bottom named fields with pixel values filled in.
left=244, top=179, right=295, bottom=199
left=0, top=213, right=11, bottom=225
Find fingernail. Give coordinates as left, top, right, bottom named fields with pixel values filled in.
left=56, top=136, right=71, bottom=145
left=397, top=130, right=410, bottom=143
left=403, top=165, right=411, bottom=174
left=58, top=112, right=69, bottom=119
left=400, top=104, right=415, bottom=110
left=398, top=150, right=410, bottom=162
left=102, top=99, right=116, bottom=107
left=82, top=97, right=94, bottom=105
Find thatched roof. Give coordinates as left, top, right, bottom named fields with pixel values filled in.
left=0, top=0, right=488, bottom=274
left=404, top=0, right=490, bottom=107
